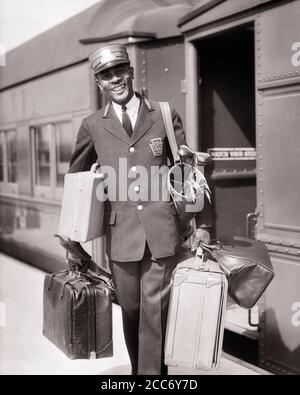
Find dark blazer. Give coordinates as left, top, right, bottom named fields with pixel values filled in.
left=69, top=95, right=210, bottom=262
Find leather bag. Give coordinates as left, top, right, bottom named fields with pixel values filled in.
left=58, top=164, right=105, bottom=242
left=203, top=237, right=275, bottom=309
left=43, top=269, right=113, bottom=360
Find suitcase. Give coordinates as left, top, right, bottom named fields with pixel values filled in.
left=164, top=249, right=228, bottom=371
left=58, top=170, right=105, bottom=242
left=43, top=270, right=113, bottom=360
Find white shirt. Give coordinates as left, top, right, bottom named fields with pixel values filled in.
left=112, top=94, right=140, bottom=129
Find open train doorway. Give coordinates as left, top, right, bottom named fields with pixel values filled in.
left=197, top=24, right=257, bottom=241
left=196, top=24, right=259, bottom=365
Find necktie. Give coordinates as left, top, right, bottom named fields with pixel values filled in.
left=122, top=105, right=133, bottom=137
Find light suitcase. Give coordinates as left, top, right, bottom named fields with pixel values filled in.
left=58, top=170, right=105, bottom=242
left=165, top=249, right=228, bottom=371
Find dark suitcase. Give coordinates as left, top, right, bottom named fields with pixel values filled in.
left=43, top=270, right=113, bottom=359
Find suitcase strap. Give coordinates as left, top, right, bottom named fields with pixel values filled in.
left=82, top=283, right=97, bottom=357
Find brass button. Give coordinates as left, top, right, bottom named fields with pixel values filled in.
left=129, top=147, right=135, bottom=153
left=134, top=186, right=140, bottom=192
left=137, top=205, right=143, bottom=211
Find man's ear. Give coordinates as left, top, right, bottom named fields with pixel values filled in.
left=95, top=78, right=102, bottom=90
left=130, top=66, right=134, bottom=80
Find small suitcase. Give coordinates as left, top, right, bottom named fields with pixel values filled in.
left=43, top=270, right=113, bottom=360
left=58, top=170, right=105, bottom=242
left=165, top=249, right=228, bottom=371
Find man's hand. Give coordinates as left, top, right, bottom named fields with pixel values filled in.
left=191, top=228, right=211, bottom=251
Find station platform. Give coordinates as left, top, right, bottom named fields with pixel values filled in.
left=0, top=253, right=270, bottom=375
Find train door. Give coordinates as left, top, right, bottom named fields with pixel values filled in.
left=197, top=24, right=257, bottom=241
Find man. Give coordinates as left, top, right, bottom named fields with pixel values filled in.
left=68, top=44, right=212, bottom=375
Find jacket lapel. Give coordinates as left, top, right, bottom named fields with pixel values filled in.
left=102, top=103, right=131, bottom=144
left=130, top=97, right=155, bottom=145
left=102, top=96, right=155, bottom=145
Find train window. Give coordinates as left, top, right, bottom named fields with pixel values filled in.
left=31, top=121, right=72, bottom=200
left=0, top=129, right=18, bottom=194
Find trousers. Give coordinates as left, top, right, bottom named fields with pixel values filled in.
left=109, top=245, right=178, bottom=375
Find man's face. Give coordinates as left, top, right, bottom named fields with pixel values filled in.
left=97, top=64, right=134, bottom=105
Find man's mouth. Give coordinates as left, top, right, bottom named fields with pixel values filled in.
left=112, top=84, right=126, bottom=93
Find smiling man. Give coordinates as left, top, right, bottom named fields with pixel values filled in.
left=68, top=44, right=212, bottom=375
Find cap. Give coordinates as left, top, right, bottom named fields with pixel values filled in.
left=89, top=44, right=130, bottom=75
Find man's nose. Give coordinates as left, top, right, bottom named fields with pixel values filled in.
left=110, top=72, right=122, bottom=82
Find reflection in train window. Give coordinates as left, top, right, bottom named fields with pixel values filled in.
left=31, top=121, right=72, bottom=199
left=55, top=123, right=73, bottom=189
left=34, top=125, right=51, bottom=187
left=0, top=133, right=3, bottom=182
left=0, top=130, right=17, bottom=190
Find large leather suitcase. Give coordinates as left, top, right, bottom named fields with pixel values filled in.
left=43, top=270, right=113, bottom=360
left=165, top=250, right=228, bottom=371
left=58, top=170, right=105, bottom=242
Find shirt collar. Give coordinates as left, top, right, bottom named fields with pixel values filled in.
left=112, top=93, right=140, bottom=114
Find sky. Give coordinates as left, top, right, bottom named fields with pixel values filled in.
left=0, top=0, right=101, bottom=51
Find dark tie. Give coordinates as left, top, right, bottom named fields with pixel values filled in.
left=122, top=105, right=133, bottom=137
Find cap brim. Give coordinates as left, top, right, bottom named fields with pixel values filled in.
left=94, top=59, right=130, bottom=75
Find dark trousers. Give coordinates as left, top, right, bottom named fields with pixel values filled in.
left=109, top=245, right=178, bottom=375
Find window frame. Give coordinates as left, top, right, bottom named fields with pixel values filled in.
left=30, top=120, right=73, bottom=200
left=0, top=128, right=18, bottom=195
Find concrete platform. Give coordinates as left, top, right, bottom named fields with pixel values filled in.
left=0, top=253, right=269, bottom=375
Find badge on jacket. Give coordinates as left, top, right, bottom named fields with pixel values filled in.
left=150, top=138, right=163, bottom=157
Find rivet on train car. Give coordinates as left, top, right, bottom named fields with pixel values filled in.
left=260, top=179, right=263, bottom=182
left=259, top=144, right=263, bottom=148
left=259, top=155, right=263, bottom=159
left=142, top=60, right=146, bottom=65
left=165, top=68, right=169, bottom=73
left=142, top=51, right=146, bottom=56
left=260, top=190, right=263, bottom=194
left=290, top=242, right=294, bottom=247
left=142, top=70, right=146, bottom=74
left=142, top=79, right=146, bottom=83
left=297, top=251, right=300, bottom=256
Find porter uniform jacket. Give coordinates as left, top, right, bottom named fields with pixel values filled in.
left=69, top=94, right=210, bottom=262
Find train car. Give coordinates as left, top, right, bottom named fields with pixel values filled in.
left=0, top=0, right=193, bottom=272
left=179, top=0, right=300, bottom=375
left=0, top=0, right=299, bottom=375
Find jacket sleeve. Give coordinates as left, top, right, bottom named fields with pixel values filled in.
left=68, top=118, right=98, bottom=174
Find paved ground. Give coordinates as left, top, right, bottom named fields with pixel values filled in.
left=0, top=253, right=268, bottom=375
